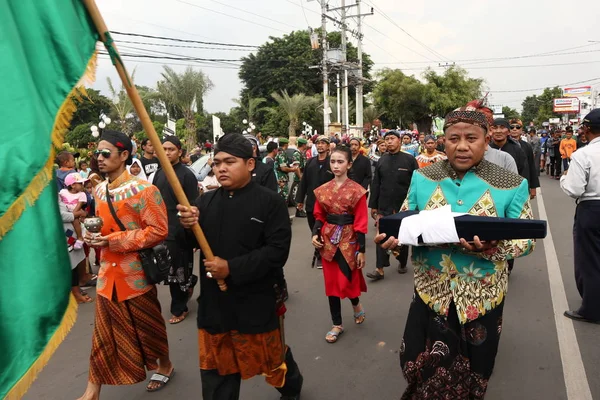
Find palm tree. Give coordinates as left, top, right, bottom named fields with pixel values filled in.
left=155, top=66, right=213, bottom=149
left=271, top=90, right=317, bottom=137
left=364, top=105, right=384, bottom=126
left=233, top=95, right=267, bottom=123
left=106, top=68, right=136, bottom=134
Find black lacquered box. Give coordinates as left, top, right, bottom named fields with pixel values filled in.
left=379, top=211, right=547, bottom=244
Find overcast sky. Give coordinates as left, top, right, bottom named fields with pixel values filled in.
left=94, top=0, right=600, bottom=114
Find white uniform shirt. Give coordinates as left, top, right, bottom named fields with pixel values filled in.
left=560, top=136, right=600, bottom=202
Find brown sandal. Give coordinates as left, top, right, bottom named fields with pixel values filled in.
left=169, top=311, right=189, bottom=324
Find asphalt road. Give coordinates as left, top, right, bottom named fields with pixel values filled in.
left=25, top=173, right=599, bottom=400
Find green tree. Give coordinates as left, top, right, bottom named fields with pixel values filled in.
left=423, top=67, right=483, bottom=118
left=239, top=30, right=374, bottom=132
left=521, top=95, right=539, bottom=126
left=521, top=87, right=563, bottom=125
left=502, top=106, right=521, bottom=121
left=107, top=69, right=137, bottom=134
left=232, top=96, right=267, bottom=123
left=155, top=66, right=214, bottom=149
left=271, top=90, right=317, bottom=137
left=65, top=123, right=95, bottom=149
left=70, top=88, right=112, bottom=127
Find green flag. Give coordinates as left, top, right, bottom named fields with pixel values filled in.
left=0, top=1, right=98, bottom=398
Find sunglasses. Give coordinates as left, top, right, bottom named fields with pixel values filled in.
left=510, top=125, right=522, bottom=130
left=94, top=149, right=123, bottom=158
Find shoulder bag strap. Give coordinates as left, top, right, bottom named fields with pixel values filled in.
left=105, top=187, right=126, bottom=232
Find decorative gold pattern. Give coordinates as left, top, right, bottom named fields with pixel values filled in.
left=424, top=185, right=448, bottom=210
left=467, top=190, right=497, bottom=217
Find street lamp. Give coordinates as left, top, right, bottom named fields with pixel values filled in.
left=241, top=119, right=256, bottom=134
left=90, top=112, right=111, bottom=138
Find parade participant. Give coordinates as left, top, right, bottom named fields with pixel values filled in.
left=176, top=133, right=303, bottom=400
left=401, top=133, right=419, bottom=157
left=489, top=118, right=529, bottom=179
left=296, top=135, right=334, bottom=268
left=377, top=100, right=535, bottom=399
left=77, top=130, right=172, bottom=400
left=415, top=135, right=447, bottom=168
left=528, top=128, right=541, bottom=176
left=484, top=146, right=518, bottom=173
left=559, top=126, right=577, bottom=172
left=509, top=119, right=539, bottom=199
left=576, top=127, right=588, bottom=149
left=348, top=137, right=372, bottom=190
left=244, top=133, right=278, bottom=192
left=153, top=136, right=199, bottom=325
left=368, top=138, right=386, bottom=166
left=550, top=130, right=563, bottom=178
left=417, top=133, right=426, bottom=154
left=140, top=138, right=159, bottom=177
left=126, top=157, right=147, bottom=181
left=368, top=130, right=418, bottom=279
left=312, top=146, right=368, bottom=343
left=560, top=109, right=600, bottom=324
left=436, top=134, right=446, bottom=153
left=274, top=138, right=298, bottom=201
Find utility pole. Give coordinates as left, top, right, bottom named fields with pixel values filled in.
left=355, top=0, right=363, bottom=130
left=341, top=0, right=349, bottom=134
left=320, top=0, right=330, bottom=136
left=336, top=73, right=341, bottom=123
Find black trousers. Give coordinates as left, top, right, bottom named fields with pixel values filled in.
left=329, top=296, right=359, bottom=326
left=166, top=241, right=195, bottom=317
left=551, top=155, right=562, bottom=177
left=376, top=243, right=409, bottom=269
left=200, top=346, right=303, bottom=400
left=574, top=201, right=600, bottom=321
left=307, top=211, right=321, bottom=262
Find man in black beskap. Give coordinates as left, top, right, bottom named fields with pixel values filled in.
left=295, top=135, right=334, bottom=268
left=176, top=133, right=303, bottom=400
left=348, top=137, right=372, bottom=190
left=243, top=133, right=278, bottom=192
left=367, top=130, right=419, bottom=279
left=489, top=118, right=529, bottom=180
left=153, top=135, right=199, bottom=324
left=509, top=118, right=540, bottom=200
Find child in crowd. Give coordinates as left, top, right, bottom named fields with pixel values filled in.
left=126, top=158, right=148, bottom=180
left=55, top=150, right=77, bottom=190
left=78, top=160, right=91, bottom=178
left=59, top=172, right=88, bottom=249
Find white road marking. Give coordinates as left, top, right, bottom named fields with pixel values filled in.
left=537, top=187, right=592, bottom=400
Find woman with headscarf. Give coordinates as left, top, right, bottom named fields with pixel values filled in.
left=126, top=157, right=148, bottom=181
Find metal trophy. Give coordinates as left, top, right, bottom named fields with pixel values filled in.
left=83, top=217, right=104, bottom=241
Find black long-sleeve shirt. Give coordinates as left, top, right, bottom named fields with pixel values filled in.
left=251, top=158, right=278, bottom=192
left=295, top=156, right=334, bottom=212
left=369, top=151, right=419, bottom=215
left=348, top=153, right=373, bottom=190
left=519, top=139, right=540, bottom=189
left=153, top=162, right=199, bottom=242
left=489, top=138, right=529, bottom=181
left=192, top=182, right=291, bottom=334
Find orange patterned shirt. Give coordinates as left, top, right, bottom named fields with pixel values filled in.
left=93, top=170, right=168, bottom=302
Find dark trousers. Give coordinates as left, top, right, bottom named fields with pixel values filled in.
left=166, top=241, right=195, bottom=317
left=307, top=211, right=321, bottom=262
left=376, top=243, right=409, bottom=269
left=562, top=158, right=571, bottom=171
left=329, top=296, right=359, bottom=325
left=551, top=155, right=562, bottom=177
left=200, top=346, right=303, bottom=400
left=574, top=201, right=600, bottom=321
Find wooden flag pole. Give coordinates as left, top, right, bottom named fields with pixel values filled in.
left=82, top=0, right=227, bottom=291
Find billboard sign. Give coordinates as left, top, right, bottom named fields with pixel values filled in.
left=549, top=118, right=560, bottom=124
left=553, top=98, right=580, bottom=114
left=563, top=86, right=592, bottom=98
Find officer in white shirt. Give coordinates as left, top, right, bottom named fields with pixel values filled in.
left=560, top=108, right=600, bottom=324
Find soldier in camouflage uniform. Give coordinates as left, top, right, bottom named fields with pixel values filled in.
left=274, top=138, right=298, bottom=201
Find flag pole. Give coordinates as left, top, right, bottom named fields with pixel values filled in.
left=82, top=0, right=227, bottom=291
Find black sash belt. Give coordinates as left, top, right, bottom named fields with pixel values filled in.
left=326, top=214, right=354, bottom=225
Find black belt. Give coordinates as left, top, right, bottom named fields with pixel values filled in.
left=326, top=214, right=354, bottom=225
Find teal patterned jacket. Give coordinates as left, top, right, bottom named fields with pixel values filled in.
left=400, top=159, right=535, bottom=324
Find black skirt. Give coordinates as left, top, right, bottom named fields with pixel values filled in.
left=400, top=291, right=504, bottom=399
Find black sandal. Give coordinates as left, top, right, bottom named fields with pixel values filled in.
left=146, top=368, right=175, bottom=392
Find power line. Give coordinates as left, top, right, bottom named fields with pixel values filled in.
left=489, top=77, right=600, bottom=93
left=117, top=40, right=256, bottom=51
left=112, top=31, right=258, bottom=48
left=363, top=0, right=452, bottom=62
left=97, top=54, right=240, bottom=70
left=380, top=59, right=600, bottom=72
left=174, top=0, right=290, bottom=34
